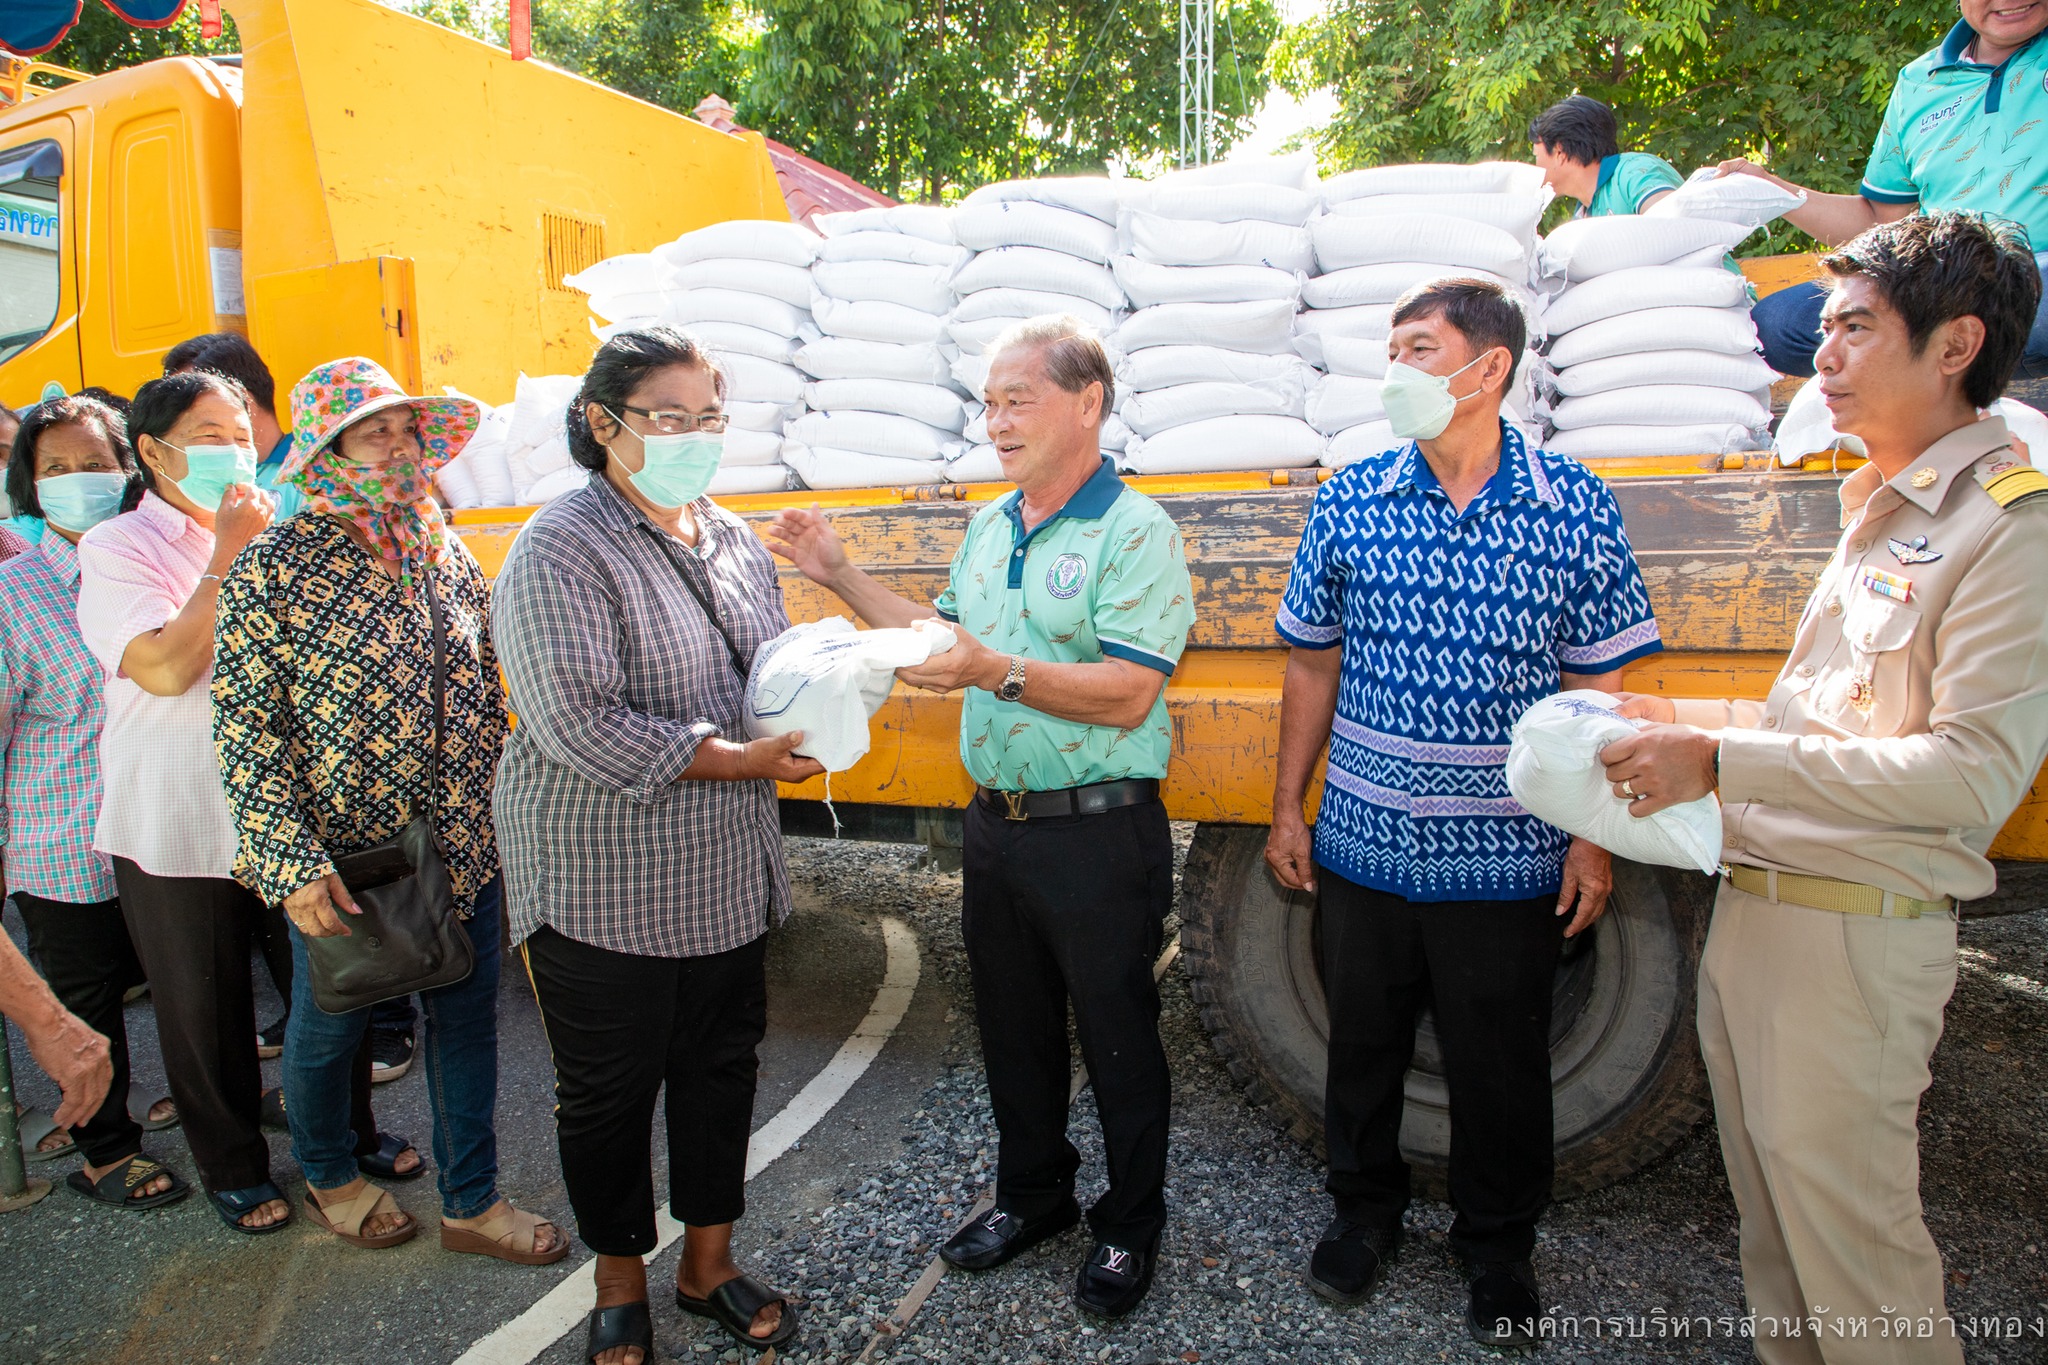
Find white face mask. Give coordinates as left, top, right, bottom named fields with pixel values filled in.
left=1381, top=352, right=1488, bottom=441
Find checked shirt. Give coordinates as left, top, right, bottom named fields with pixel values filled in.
left=1277, top=422, right=1662, bottom=902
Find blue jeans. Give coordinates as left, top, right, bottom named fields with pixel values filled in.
left=1754, top=250, right=2048, bottom=377
left=284, top=877, right=503, bottom=1217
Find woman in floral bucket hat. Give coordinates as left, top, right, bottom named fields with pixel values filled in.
left=210, top=357, right=564, bottom=1263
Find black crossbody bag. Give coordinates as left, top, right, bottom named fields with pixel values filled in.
left=305, top=568, right=475, bottom=1013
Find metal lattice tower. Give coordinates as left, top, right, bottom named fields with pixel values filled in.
left=1178, top=0, right=1216, bottom=167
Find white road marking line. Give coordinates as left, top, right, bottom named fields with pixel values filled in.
left=455, top=917, right=922, bottom=1365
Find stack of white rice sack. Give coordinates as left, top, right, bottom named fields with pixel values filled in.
left=432, top=387, right=515, bottom=509
left=786, top=205, right=969, bottom=490
left=1305, top=162, right=1549, bottom=468
left=946, top=179, right=1131, bottom=482
left=1535, top=202, right=1776, bottom=459
left=1112, top=154, right=1323, bottom=476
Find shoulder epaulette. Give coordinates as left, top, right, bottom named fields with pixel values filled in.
left=1973, top=445, right=2048, bottom=509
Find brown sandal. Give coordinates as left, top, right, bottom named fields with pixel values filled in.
left=441, top=1202, right=570, bottom=1265
left=303, top=1181, right=417, bottom=1248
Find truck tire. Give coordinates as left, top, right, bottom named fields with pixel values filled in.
left=1178, top=823, right=1716, bottom=1197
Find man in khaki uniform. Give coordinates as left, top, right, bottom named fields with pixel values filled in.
left=1599, top=211, right=2047, bottom=1364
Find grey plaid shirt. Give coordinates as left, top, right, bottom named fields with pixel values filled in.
left=491, top=472, right=792, bottom=958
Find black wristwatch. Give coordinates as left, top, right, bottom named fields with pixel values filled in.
left=996, top=655, right=1026, bottom=702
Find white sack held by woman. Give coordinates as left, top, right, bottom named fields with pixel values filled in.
left=743, top=617, right=957, bottom=772
left=1505, top=690, right=1722, bottom=874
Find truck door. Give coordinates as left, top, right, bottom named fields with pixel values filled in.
left=0, top=133, right=82, bottom=405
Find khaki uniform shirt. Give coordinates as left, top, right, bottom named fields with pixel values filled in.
left=1673, top=416, right=2048, bottom=901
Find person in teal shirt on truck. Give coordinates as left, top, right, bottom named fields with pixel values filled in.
left=161, top=333, right=307, bottom=521
left=1528, top=95, right=1683, bottom=218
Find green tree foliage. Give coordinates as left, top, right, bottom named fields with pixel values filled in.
left=41, top=5, right=240, bottom=73
left=1278, top=0, right=1956, bottom=195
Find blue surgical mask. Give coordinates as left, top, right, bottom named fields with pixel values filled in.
left=608, top=410, right=723, bottom=508
left=1381, top=353, right=1488, bottom=441
left=161, top=441, right=256, bottom=510
left=37, top=470, right=130, bottom=533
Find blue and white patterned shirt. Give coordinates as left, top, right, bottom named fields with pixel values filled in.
left=1277, top=423, right=1662, bottom=902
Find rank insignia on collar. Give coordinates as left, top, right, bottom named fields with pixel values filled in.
left=1887, top=535, right=1942, bottom=564
left=1910, top=467, right=1938, bottom=489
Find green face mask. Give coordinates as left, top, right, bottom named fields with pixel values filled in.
left=609, top=410, right=723, bottom=508
left=162, top=441, right=256, bottom=511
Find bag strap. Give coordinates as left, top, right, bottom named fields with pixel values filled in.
left=641, top=524, right=748, bottom=681
left=419, top=566, right=448, bottom=813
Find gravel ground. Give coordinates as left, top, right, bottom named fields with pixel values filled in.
left=762, top=832, right=2048, bottom=1365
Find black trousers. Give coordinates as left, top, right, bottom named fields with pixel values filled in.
left=1319, top=868, right=1564, bottom=1263
left=962, top=795, right=1173, bottom=1249
left=523, top=925, right=767, bottom=1256
left=112, top=858, right=283, bottom=1194
left=13, top=892, right=146, bottom=1167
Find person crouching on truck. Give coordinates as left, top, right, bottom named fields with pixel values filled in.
left=1600, top=213, right=2046, bottom=1365
left=1529, top=94, right=1683, bottom=218
left=767, top=315, right=1195, bottom=1320
left=1264, top=277, right=1663, bottom=1348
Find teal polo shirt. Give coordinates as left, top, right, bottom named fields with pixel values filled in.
left=256, top=434, right=307, bottom=519
left=934, top=456, right=1195, bottom=792
left=1581, top=152, right=1684, bottom=217
left=1862, top=20, right=2048, bottom=245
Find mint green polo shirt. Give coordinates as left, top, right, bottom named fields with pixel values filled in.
left=934, top=457, right=1195, bottom=792
left=1581, top=152, right=1684, bottom=218
left=1862, top=21, right=2048, bottom=245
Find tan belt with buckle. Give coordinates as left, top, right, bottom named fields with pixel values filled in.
left=1725, top=864, right=1951, bottom=919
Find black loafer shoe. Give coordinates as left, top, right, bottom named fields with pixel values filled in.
left=1306, top=1216, right=1402, bottom=1306
left=1465, top=1258, right=1544, bottom=1349
left=939, top=1198, right=1080, bottom=1271
left=1074, top=1235, right=1159, bottom=1319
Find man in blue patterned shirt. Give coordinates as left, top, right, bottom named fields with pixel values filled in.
left=1265, top=279, right=1662, bottom=1346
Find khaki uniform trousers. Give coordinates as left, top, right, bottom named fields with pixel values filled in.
left=1698, top=881, right=1962, bottom=1365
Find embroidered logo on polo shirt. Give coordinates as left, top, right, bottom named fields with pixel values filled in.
left=1047, top=552, right=1088, bottom=599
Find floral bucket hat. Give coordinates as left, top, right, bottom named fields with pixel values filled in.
left=281, top=357, right=481, bottom=480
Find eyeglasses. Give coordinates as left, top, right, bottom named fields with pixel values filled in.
left=615, top=404, right=729, bottom=435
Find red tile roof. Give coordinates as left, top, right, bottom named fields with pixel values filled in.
left=692, top=96, right=896, bottom=227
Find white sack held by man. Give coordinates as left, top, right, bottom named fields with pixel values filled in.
left=743, top=616, right=957, bottom=772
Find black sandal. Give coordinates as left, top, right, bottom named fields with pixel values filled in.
left=358, top=1131, right=424, bottom=1181
left=211, top=1179, right=293, bottom=1234
left=585, top=1301, right=653, bottom=1364
left=64, top=1154, right=190, bottom=1211
left=259, top=1086, right=288, bottom=1131
left=678, top=1274, right=800, bottom=1352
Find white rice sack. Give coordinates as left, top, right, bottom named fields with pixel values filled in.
left=951, top=287, right=1117, bottom=331
left=563, top=253, right=667, bottom=296
left=1539, top=217, right=1751, bottom=283
left=522, top=464, right=590, bottom=505
left=1542, top=265, right=1753, bottom=334
left=1101, top=414, right=1134, bottom=452
left=1303, top=262, right=1516, bottom=310
left=954, top=201, right=1118, bottom=263
left=962, top=177, right=1127, bottom=224
left=717, top=353, right=808, bottom=405
left=1668, top=244, right=1737, bottom=270
left=1119, top=345, right=1314, bottom=392
left=1646, top=169, right=1806, bottom=230
left=1295, top=304, right=1396, bottom=344
left=709, top=464, right=792, bottom=497
left=1110, top=257, right=1300, bottom=309
left=1549, top=384, right=1770, bottom=432
left=1119, top=414, right=1324, bottom=475
left=1136, top=181, right=1319, bottom=227
left=664, top=287, right=812, bottom=336
left=1550, top=349, right=1779, bottom=398
left=1321, top=421, right=1401, bottom=468
left=1121, top=375, right=1308, bottom=438
left=1323, top=161, right=1547, bottom=202
left=506, top=371, right=580, bottom=453
left=1303, top=334, right=1391, bottom=379
left=1507, top=691, right=1722, bottom=873
left=1306, top=375, right=1386, bottom=435
left=696, top=321, right=804, bottom=365
left=1311, top=213, right=1528, bottom=276
left=665, top=258, right=816, bottom=309
left=812, top=259, right=955, bottom=314
left=783, top=443, right=949, bottom=490
left=946, top=316, right=1014, bottom=355
left=658, top=220, right=822, bottom=269
left=434, top=451, right=483, bottom=509
left=804, top=378, right=967, bottom=432
left=1125, top=213, right=1315, bottom=273
left=727, top=400, right=798, bottom=433
left=787, top=410, right=965, bottom=462
left=1544, top=423, right=1765, bottom=459
left=951, top=247, right=1124, bottom=309
left=814, top=204, right=956, bottom=243
left=1149, top=151, right=1318, bottom=192
left=744, top=616, right=958, bottom=773
left=951, top=350, right=994, bottom=397
left=817, top=233, right=970, bottom=269
left=944, top=444, right=1007, bottom=483
left=1326, top=192, right=1545, bottom=245
left=587, top=289, right=667, bottom=325
left=460, top=406, right=518, bottom=506
left=721, top=425, right=787, bottom=468
left=1545, top=306, right=1762, bottom=368
left=811, top=293, right=947, bottom=346
left=1117, top=298, right=1299, bottom=355
left=795, top=338, right=955, bottom=386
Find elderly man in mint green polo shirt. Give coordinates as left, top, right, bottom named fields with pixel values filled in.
left=765, top=315, right=1195, bottom=1321
left=1724, top=0, right=2048, bottom=376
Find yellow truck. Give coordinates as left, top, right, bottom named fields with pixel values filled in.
left=11, top=1, right=2047, bottom=1201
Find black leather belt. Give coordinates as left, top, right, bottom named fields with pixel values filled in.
left=977, top=777, right=1160, bottom=821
